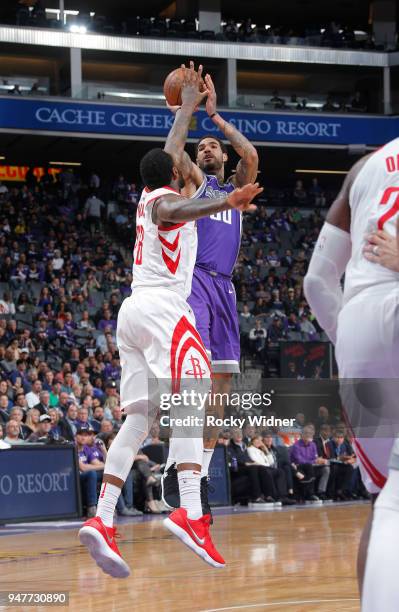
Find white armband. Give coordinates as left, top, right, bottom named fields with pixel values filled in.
left=303, top=222, right=351, bottom=345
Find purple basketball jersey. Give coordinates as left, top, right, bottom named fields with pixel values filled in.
left=195, top=174, right=241, bottom=276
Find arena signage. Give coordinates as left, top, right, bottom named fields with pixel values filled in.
left=0, top=96, right=397, bottom=145
left=0, top=445, right=81, bottom=522
left=0, top=165, right=60, bottom=182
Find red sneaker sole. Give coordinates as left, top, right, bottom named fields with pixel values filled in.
left=163, top=517, right=225, bottom=569
left=79, top=526, right=130, bottom=578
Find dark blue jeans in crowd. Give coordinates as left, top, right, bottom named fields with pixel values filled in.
left=116, top=469, right=134, bottom=512
left=80, top=470, right=102, bottom=507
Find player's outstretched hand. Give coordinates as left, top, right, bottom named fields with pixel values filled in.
left=227, top=182, right=263, bottom=212
left=204, top=73, right=217, bottom=117
left=180, top=60, right=209, bottom=111
left=363, top=218, right=399, bottom=272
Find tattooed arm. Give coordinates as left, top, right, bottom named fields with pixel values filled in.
left=152, top=183, right=262, bottom=226
left=163, top=62, right=206, bottom=193
left=204, top=73, right=258, bottom=187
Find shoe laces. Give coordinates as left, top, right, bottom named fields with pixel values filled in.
left=108, top=526, right=121, bottom=540
left=201, top=514, right=212, bottom=527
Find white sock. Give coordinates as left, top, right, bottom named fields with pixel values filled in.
left=178, top=470, right=202, bottom=519
left=362, top=469, right=399, bottom=611
left=96, top=482, right=121, bottom=527
left=201, top=449, right=214, bottom=477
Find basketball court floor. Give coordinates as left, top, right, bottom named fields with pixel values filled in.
left=0, top=503, right=367, bottom=612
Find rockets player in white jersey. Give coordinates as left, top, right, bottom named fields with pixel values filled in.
left=79, top=68, right=262, bottom=577
left=304, top=139, right=399, bottom=610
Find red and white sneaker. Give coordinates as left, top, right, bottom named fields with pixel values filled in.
left=163, top=508, right=225, bottom=568
left=79, top=517, right=130, bottom=578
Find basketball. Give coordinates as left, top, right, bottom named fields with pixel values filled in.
left=163, top=67, right=205, bottom=106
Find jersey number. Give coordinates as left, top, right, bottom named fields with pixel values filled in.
left=134, top=225, right=144, bottom=265
left=210, top=210, right=232, bottom=224
left=378, top=187, right=399, bottom=230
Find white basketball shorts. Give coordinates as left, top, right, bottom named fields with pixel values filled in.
left=336, top=287, right=399, bottom=493
left=116, top=287, right=211, bottom=413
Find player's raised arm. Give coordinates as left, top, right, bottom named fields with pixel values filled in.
left=303, top=156, right=369, bottom=344
left=204, top=73, right=258, bottom=187
left=152, top=183, right=262, bottom=226
left=164, top=62, right=206, bottom=190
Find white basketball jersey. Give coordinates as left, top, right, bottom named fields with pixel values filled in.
left=344, top=138, right=399, bottom=303
left=131, top=186, right=197, bottom=298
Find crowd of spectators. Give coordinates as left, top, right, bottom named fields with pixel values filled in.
left=0, top=166, right=360, bottom=517
left=266, top=90, right=369, bottom=113
left=3, top=4, right=389, bottom=52
left=217, top=409, right=369, bottom=505
left=233, top=185, right=333, bottom=373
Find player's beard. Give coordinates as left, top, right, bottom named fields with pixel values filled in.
left=199, top=158, right=223, bottom=174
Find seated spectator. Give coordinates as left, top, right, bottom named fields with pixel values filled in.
left=134, top=450, right=163, bottom=513
left=249, top=319, right=267, bottom=357
left=299, top=312, right=317, bottom=337
left=97, top=308, right=117, bottom=332
left=309, top=178, right=326, bottom=207
left=290, top=425, right=330, bottom=501
left=327, top=430, right=357, bottom=500
left=269, top=90, right=286, bottom=109
left=48, top=407, right=64, bottom=440
left=85, top=426, right=107, bottom=462
left=315, top=424, right=332, bottom=458
left=24, top=407, right=41, bottom=436
left=34, top=390, right=51, bottom=415
left=270, top=289, right=285, bottom=313
left=239, top=304, right=255, bottom=351
left=27, top=413, right=53, bottom=442
left=322, top=95, right=337, bottom=112
left=111, top=405, right=124, bottom=431
left=12, top=391, right=28, bottom=413
left=96, top=329, right=116, bottom=353
left=76, top=425, right=105, bottom=517
left=286, top=312, right=301, bottom=335
left=217, top=428, right=231, bottom=446
left=228, top=428, right=276, bottom=503
left=268, top=316, right=287, bottom=343
left=262, top=429, right=294, bottom=485
left=4, top=420, right=25, bottom=445
left=58, top=402, right=79, bottom=440
left=99, top=419, right=114, bottom=436
left=266, top=249, right=281, bottom=267
left=315, top=406, right=331, bottom=432
left=0, top=423, right=10, bottom=449
left=0, top=396, right=10, bottom=425
left=103, top=380, right=119, bottom=413
left=0, top=181, right=8, bottom=196
left=78, top=310, right=95, bottom=331
left=91, top=404, right=105, bottom=432
left=350, top=91, right=367, bottom=113
left=224, top=18, right=238, bottom=40
left=293, top=180, right=307, bottom=204
left=9, top=406, right=30, bottom=439
left=0, top=292, right=16, bottom=314
left=247, top=435, right=295, bottom=505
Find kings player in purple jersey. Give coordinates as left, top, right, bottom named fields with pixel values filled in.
left=162, top=62, right=259, bottom=515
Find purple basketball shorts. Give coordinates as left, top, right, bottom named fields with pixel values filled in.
left=187, top=266, right=240, bottom=373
